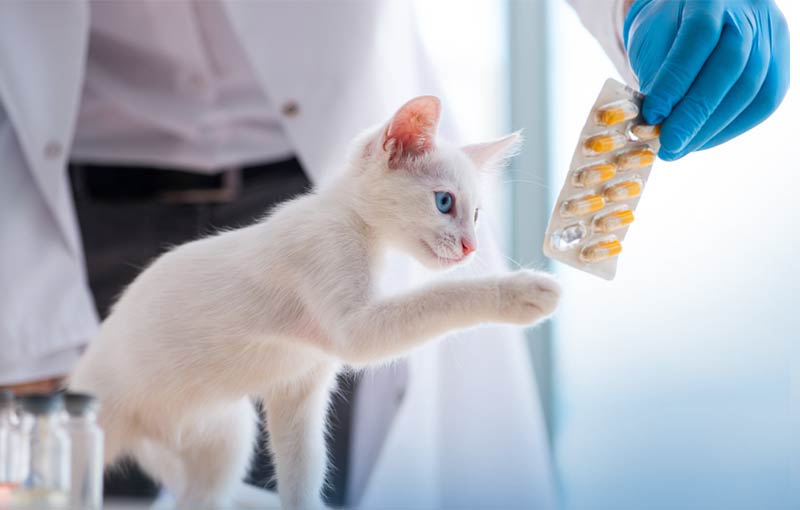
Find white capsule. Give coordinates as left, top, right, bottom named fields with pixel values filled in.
left=630, top=123, right=661, bottom=141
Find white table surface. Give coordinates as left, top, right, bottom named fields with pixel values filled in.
left=104, top=483, right=282, bottom=509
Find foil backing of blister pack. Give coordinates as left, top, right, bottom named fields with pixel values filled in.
left=543, top=78, right=661, bottom=280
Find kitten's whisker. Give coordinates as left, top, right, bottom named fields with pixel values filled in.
left=499, top=179, right=550, bottom=190
left=501, top=253, right=529, bottom=271
left=468, top=253, right=492, bottom=275
left=504, top=168, right=548, bottom=179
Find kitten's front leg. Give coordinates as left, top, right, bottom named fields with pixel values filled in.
left=264, top=365, right=337, bottom=510
left=330, top=270, right=560, bottom=364
left=494, top=269, right=562, bottom=324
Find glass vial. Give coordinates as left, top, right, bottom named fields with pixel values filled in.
left=64, top=393, right=103, bottom=510
left=0, top=390, right=20, bottom=507
left=13, top=394, right=70, bottom=510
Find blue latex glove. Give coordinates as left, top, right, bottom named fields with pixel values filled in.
left=624, top=0, right=790, bottom=161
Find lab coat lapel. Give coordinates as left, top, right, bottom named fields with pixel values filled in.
left=0, top=1, right=89, bottom=255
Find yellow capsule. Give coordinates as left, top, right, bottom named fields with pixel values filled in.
left=595, top=101, right=639, bottom=126
left=583, top=132, right=628, bottom=155
left=580, top=238, right=622, bottom=263
left=561, top=194, right=606, bottom=218
left=630, top=123, right=661, bottom=141
left=593, top=207, right=634, bottom=233
left=616, top=148, right=655, bottom=171
left=573, top=162, right=617, bottom=187
left=604, top=179, right=642, bottom=202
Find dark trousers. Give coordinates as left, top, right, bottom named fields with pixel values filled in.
left=70, top=158, right=355, bottom=506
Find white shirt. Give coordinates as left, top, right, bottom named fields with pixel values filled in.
left=71, top=0, right=294, bottom=172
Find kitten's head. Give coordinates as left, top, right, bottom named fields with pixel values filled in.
left=351, top=96, right=521, bottom=270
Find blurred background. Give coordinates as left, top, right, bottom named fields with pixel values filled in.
left=415, top=0, right=798, bottom=509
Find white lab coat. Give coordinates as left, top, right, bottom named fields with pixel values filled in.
left=0, top=1, right=627, bottom=507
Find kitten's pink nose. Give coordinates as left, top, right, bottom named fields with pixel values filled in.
left=461, top=238, right=475, bottom=257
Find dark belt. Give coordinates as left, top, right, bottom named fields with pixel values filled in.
left=69, top=157, right=301, bottom=204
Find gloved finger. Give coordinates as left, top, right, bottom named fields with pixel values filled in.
left=658, top=23, right=753, bottom=160
left=668, top=28, right=771, bottom=158
left=640, top=3, right=725, bottom=125
left=625, top=2, right=680, bottom=91
left=699, top=15, right=790, bottom=151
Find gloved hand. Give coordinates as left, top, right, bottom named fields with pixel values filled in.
left=624, top=0, right=790, bottom=161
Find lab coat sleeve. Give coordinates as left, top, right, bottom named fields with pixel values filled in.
left=565, top=0, right=636, bottom=85
left=0, top=108, right=98, bottom=385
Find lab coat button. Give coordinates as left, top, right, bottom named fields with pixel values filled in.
left=44, top=141, right=63, bottom=160
left=189, top=74, right=207, bottom=90
left=281, top=101, right=300, bottom=118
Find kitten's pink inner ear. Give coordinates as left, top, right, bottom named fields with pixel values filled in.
left=383, top=96, right=441, bottom=168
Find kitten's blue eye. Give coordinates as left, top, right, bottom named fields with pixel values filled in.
left=434, top=191, right=454, bottom=214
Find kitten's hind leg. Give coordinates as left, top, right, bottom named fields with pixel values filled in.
left=171, top=398, right=259, bottom=509
left=264, top=365, right=337, bottom=510
left=133, top=437, right=187, bottom=500
left=95, top=411, right=132, bottom=467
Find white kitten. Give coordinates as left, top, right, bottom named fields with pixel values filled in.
left=68, top=96, right=560, bottom=510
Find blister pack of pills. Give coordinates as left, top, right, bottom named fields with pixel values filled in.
left=543, top=78, right=660, bottom=280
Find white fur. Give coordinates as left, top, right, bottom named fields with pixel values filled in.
left=68, top=98, right=560, bottom=510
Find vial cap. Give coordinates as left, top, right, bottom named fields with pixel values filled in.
left=17, top=393, right=64, bottom=415
left=0, top=389, right=14, bottom=409
left=64, top=392, right=98, bottom=416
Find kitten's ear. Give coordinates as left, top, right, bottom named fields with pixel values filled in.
left=382, top=96, right=441, bottom=169
left=462, top=131, right=523, bottom=171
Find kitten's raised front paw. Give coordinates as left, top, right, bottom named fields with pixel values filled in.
left=496, top=270, right=561, bottom=324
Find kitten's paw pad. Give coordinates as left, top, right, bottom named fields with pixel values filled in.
left=498, top=271, right=561, bottom=324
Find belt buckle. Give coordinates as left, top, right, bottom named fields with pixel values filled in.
left=158, top=167, right=242, bottom=204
